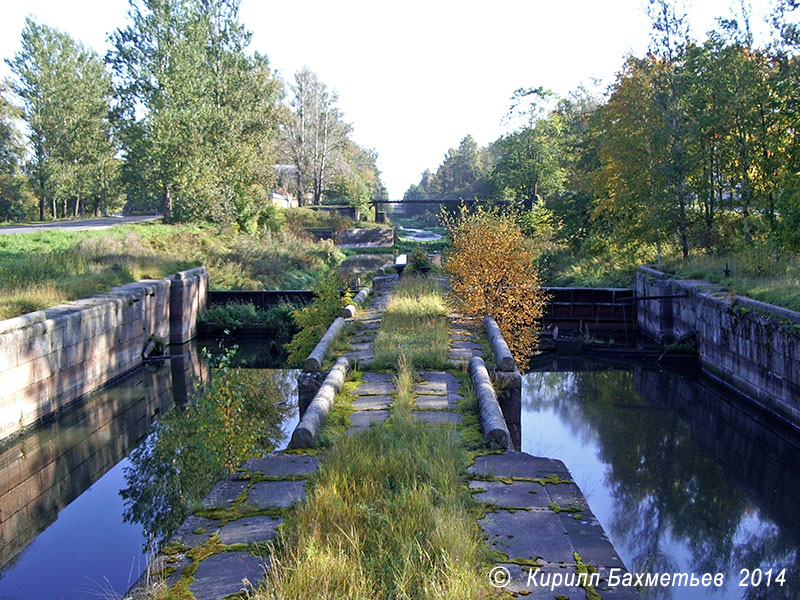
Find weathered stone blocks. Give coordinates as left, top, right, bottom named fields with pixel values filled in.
left=637, top=267, right=800, bottom=424
left=0, top=267, right=208, bottom=440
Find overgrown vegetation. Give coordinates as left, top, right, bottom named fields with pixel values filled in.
left=260, top=358, right=490, bottom=600
left=285, top=268, right=352, bottom=366
left=662, top=249, right=800, bottom=312
left=0, top=221, right=341, bottom=320
left=443, top=206, right=547, bottom=364
left=371, top=277, right=450, bottom=370
left=198, top=302, right=297, bottom=336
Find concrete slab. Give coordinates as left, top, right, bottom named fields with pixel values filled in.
left=342, top=350, right=374, bottom=365
left=169, top=515, right=220, bottom=547
left=558, top=512, right=627, bottom=569
left=348, top=410, right=389, bottom=430
left=468, top=452, right=571, bottom=480
left=415, top=395, right=449, bottom=410
left=452, top=340, right=484, bottom=350
left=347, top=335, right=375, bottom=344
left=242, top=454, right=321, bottom=478
left=202, top=480, right=248, bottom=508
left=353, top=372, right=394, bottom=395
left=479, top=509, right=574, bottom=563
left=506, top=564, right=586, bottom=598
left=450, top=348, right=481, bottom=361
left=415, top=371, right=461, bottom=396
left=246, top=480, right=306, bottom=509
left=468, top=480, right=551, bottom=509
left=218, top=515, right=283, bottom=544
left=545, top=482, right=590, bottom=512
left=411, top=411, right=463, bottom=425
left=188, top=552, right=266, bottom=600
left=347, top=342, right=373, bottom=352
left=352, top=395, right=393, bottom=410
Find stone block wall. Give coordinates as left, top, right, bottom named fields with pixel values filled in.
left=0, top=267, right=208, bottom=440
left=636, top=266, right=800, bottom=424
left=169, top=267, right=209, bottom=344
left=335, top=227, right=394, bottom=247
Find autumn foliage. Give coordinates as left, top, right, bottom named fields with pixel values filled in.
left=443, top=206, right=548, bottom=365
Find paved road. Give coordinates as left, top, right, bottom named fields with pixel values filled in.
left=0, top=215, right=161, bottom=235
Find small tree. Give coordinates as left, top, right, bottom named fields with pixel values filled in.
left=443, top=205, right=548, bottom=365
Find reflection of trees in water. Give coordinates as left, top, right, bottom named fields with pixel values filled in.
left=120, top=366, right=292, bottom=543
left=731, top=524, right=799, bottom=600
left=525, top=367, right=800, bottom=600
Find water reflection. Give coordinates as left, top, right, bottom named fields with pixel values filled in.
left=121, top=363, right=296, bottom=543
left=522, top=360, right=800, bottom=600
left=0, top=345, right=205, bottom=571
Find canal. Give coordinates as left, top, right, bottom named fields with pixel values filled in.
left=522, top=358, right=800, bottom=600
left=0, top=338, right=298, bottom=600
left=3, top=341, right=799, bottom=599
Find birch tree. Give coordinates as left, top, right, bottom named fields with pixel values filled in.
left=282, top=67, right=350, bottom=205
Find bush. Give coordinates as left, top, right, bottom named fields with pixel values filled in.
left=285, top=267, right=352, bottom=366
left=199, top=302, right=299, bottom=340
left=443, top=205, right=548, bottom=364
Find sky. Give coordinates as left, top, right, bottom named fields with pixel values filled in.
left=0, top=0, right=779, bottom=198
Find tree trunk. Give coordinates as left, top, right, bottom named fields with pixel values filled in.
left=162, top=186, right=173, bottom=222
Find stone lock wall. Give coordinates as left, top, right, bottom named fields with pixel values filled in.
left=636, top=266, right=800, bottom=424
left=169, top=266, right=209, bottom=344
left=0, top=267, right=208, bottom=440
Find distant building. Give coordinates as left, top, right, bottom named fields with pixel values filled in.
left=271, top=164, right=300, bottom=208
left=269, top=192, right=297, bottom=209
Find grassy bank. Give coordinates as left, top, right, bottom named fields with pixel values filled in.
left=0, top=221, right=342, bottom=320
left=261, top=360, right=489, bottom=599
left=371, top=277, right=451, bottom=370
left=661, top=250, right=800, bottom=312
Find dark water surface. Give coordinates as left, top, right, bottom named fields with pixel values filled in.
left=522, top=358, right=800, bottom=600
left=0, top=338, right=297, bottom=600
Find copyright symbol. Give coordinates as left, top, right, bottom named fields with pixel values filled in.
left=488, top=566, right=511, bottom=588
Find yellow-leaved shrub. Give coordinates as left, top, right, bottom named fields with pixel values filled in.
left=443, top=205, right=548, bottom=365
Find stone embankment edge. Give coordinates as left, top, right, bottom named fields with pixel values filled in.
left=290, top=356, right=350, bottom=448
left=483, top=316, right=516, bottom=372
left=302, top=317, right=346, bottom=373
left=342, top=286, right=371, bottom=319
left=637, top=265, right=800, bottom=424
left=468, top=356, right=511, bottom=450
left=0, top=266, right=207, bottom=441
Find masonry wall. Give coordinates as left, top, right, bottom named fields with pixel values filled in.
left=636, top=266, right=800, bottom=424
left=0, top=266, right=208, bottom=440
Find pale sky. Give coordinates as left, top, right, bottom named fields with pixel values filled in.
left=0, top=0, right=779, bottom=198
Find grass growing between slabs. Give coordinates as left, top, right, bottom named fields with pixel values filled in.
left=259, top=358, right=492, bottom=599
left=371, top=276, right=451, bottom=371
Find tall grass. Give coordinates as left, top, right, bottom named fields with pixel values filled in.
left=662, top=248, right=800, bottom=312
left=371, top=277, right=451, bottom=370
left=260, top=358, right=490, bottom=600
left=0, top=223, right=342, bottom=320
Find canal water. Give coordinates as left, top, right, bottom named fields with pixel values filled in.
left=522, top=358, right=800, bottom=600
left=0, top=338, right=298, bottom=600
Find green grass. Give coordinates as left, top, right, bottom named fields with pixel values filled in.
left=0, top=221, right=342, bottom=320
left=259, top=359, right=491, bottom=600
left=371, top=277, right=452, bottom=370
left=661, top=250, right=800, bottom=312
